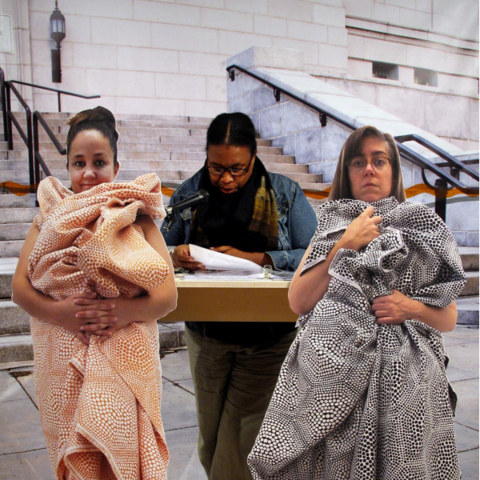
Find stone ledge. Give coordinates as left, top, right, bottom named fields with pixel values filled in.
left=227, top=46, right=304, bottom=71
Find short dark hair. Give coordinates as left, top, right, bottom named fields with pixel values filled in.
left=66, top=106, right=119, bottom=168
left=206, top=112, right=257, bottom=157
left=329, top=125, right=406, bottom=202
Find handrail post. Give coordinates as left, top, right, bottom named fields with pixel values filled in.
left=58, top=92, right=61, bottom=112
left=33, top=113, right=40, bottom=197
left=0, top=68, right=7, bottom=143
left=5, top=85, right=12, bottom=150
left=26, top=108, right=34, bottom=192
left=434, top=178, right=448, bottom=222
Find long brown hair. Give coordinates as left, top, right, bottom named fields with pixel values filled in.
left=328, top=126, right=406, bottom=202
left=66, top=106, right=119, bottom=168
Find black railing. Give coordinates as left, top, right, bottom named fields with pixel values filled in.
left=226, top=64, right=479, bottom=220
left=395, top=135, right=478, bottom=220
left=0, top=67, right=100, bottom=196
left=3, top=80, right=35, bottom=187
left=7, top=79, right=100, bottom=113
left=33, top=111, right=64, bottom=188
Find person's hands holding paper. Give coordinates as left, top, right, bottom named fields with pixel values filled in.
left=189, top=244, right=265, bottom=273
left=172, top=244, right=274, bottom=272
left=171, top=244, right=206, bottom=271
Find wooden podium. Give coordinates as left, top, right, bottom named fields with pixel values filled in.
left=162, top=278, right=299, bottom=323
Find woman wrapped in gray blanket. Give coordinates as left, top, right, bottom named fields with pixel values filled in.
left=248, top=126, right=466, bottom=480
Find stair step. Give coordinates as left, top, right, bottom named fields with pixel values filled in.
left=0, top=207, right=38, bottom=223
left=0, top=257, right=16, bottom=298
left=0, top=194, right=36, bottom=208
left=0, top=240, right=24, bottom=258
left=458, top=246, right=479, bottom=270
left=14, top=115, right=212, bottom=128
left=0, top=300, right=29, bottom=334
left=13, top=129, right=208, bottom=142
left=0, top=224, right=31, bottom=240
left=159, top=136, right=204, bottom=145
left=0, top=333, right=32, bottom=363
left=456, top=296, right=479, bottom=325
left=462, top=271, right=479, bottom=296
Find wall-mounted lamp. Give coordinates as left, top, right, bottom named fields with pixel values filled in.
left=50, top=1, right=66, bottom=83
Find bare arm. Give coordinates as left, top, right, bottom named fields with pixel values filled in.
left=78, top=216, right=177, bottom=334
left=289, top=206, right=382, bottom=315
left=11, top=223, right=117, bottom=344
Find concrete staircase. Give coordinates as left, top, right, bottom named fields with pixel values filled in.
left=2, top=112, right=324, bottom=189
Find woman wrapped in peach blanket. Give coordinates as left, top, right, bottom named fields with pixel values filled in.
left=12, top=106, right=177, bottom=480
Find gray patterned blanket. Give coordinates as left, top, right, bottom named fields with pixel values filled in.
left=248, top=197, right=466, bottom=480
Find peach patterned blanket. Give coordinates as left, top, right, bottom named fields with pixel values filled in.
left=28, top=174, right=170, bottom=480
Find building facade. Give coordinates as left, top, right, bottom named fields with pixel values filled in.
left=0, top=0, right=477, bottom=149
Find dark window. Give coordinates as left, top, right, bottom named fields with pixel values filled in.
left=414, top=68, right=438, bottom=87
left=372, top=62, right=399, bottom=80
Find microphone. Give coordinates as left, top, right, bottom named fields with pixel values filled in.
left=165, top=189, right=209, bottom=216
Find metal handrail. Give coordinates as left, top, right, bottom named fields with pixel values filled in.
left=0, top=69, right=7, bottom=144
left=3, top=81, right=35, bottom=188
left=227, top=64, right=351, bottom=129
left=33, top=111, right=62, bottom=187
left=226, top=64, right=479, bottom=219
left=395, top=142, right=478, bottom=195
left=395, top=134, right=479, bottom=182
left=8, top=79, right=100, bottom=112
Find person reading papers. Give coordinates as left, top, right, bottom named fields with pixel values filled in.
left=162, top=112, right=316, bottom=480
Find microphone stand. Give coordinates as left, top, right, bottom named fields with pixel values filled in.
left=163, top=189, right=209, bottom=232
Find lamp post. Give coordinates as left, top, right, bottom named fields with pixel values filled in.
left=50, top=1, right=66, bottom=83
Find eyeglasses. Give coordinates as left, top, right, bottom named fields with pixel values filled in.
left=205, top=156, right=254, bottom=177
left=348, top=156, right=391, bottom=173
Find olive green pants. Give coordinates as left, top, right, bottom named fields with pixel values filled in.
left=185, top=327, right=297, bottom=480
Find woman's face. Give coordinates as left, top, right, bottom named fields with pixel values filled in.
left=67, top=129, right=118, bottom=194
left=206, top=144, right=255, bottom=196
left=348, top=136, right=393, bottom=202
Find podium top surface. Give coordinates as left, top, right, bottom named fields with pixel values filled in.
left=174, top=276, right=291, bottom=289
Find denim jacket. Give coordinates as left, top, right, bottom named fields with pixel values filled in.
left=161, top=169, right=317, bottom=271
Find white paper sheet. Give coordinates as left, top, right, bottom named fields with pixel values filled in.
left=189, top=244, right=263, bottom=273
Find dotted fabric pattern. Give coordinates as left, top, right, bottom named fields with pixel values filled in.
left=248, top=197, right=466, bottom=480
left=29, top=174, right=170, bottom=480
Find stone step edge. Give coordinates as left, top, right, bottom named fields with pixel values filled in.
left=456, top=296, right=479, bottom=326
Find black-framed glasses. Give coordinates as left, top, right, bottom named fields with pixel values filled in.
left=348, top=156, right=391, bottom=173
left=205, top=156, right=254, bottom=177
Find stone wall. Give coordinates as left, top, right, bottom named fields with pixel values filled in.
left=321, top=78, right=479, bottom=152
left=0, top=0, right=34, bottom=110
left=0, top=0, right=476, bottom=130
left=22, top=0, right=351, bottom=115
